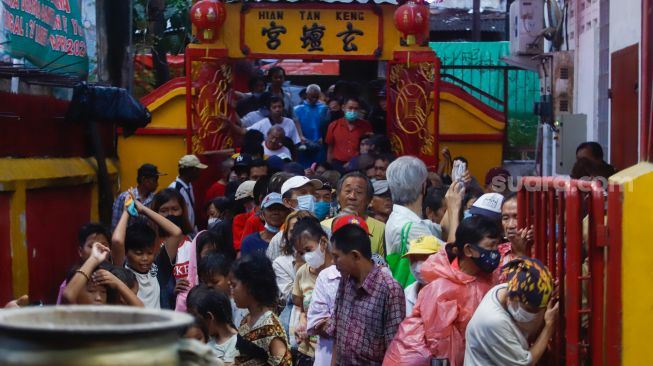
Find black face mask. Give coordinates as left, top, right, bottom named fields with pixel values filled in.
left=163, top=214, right=185, bottom=235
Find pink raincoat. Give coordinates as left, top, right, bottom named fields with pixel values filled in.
left=383, top=249, right=494, bottom=366
left=174, top=231, right=204, bottom=312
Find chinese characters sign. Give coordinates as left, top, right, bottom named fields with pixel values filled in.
left=241, top=4, right=382, bottom=59
left=2, top=0, right=89, bottom=77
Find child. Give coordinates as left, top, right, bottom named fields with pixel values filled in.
left=112, top=190, right=184, bottom=309
left=184, top=316, right=210, bottom=344
left=190, top=285, right=240, bottom=365
left=198, top=252, right=247, bottom=328
left=56, top=223, right=111, bottom=304
left=61, top=242, right=139, bottom=306
left=231, top=254, right=292, bottom=365
left=106, top=267, right=143, bottom=306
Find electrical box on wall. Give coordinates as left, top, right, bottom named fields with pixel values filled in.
left=555, top=114, right=587, bottom=175
left=510, top=0, right=544, bottom=55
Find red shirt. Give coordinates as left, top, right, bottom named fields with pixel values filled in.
left=205, top=181, right=226, bottom=201
left=241, top=213, right=265, bottom=241
left=325, top=118, right=372, bottom=162
left=232, top=211, right=255, bottom=250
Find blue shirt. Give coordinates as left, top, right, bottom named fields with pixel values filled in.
left=240, top=232, right=269, bottom=256
left=294, top=101, right=328, bottom=142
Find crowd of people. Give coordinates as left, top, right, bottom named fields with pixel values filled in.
left=6, top=67, right=620, bottom=366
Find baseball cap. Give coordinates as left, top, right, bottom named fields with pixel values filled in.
left=402, top=235, right=443, bottom=258
left=137, top=163, right=165, bottom=178
left=266, top=155, right=285, bottom=172
left=332, top=214, right=369, bottom=235
left=372, top=180, right=390, bottom=195
left=469, top=193, right=504, bottom=221
left=280, top=176, right=323, bottom=196
left=179, top=155, right=208, bottom=169
left=234, top=154, right=253, bottom=168
left=235, top=180, right=256, bottom=201
left=261, top=192, right=284, bottom=209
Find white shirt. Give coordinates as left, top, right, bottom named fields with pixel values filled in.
left=385, top=204, right=442, bottom=255
left=248, top=117, right=301, bottom=144
left=127, top=264, right=160, bottom=309
left=273, top=254, right=296, bottom=303
left=404, top=282, right=419, bottom=316
left=241, top=110, right=266, bottom=127
left=169, top=177, right=196, bottom=228
left=266, top=231, right=284, bottom=262
left=262, top=141, right=292, bottom=158
left=464, top=284, right=533, bottom=366
left=209, top=333, right=239, bottom=363
left=307, top=265, right=342, bottom=366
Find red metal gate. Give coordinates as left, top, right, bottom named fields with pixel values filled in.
left=517, top=177, right=622, bottom=366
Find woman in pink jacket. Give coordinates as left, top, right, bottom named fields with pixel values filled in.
left=383, top=216, right=502, bottom=366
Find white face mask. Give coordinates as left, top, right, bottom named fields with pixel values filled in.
left=303, top=243, right=326, bottom=269
left=208, top=217, right=222, bottom=227
left=409, top=261, right=425, bottom=284
left=507, top=301, right=538, bottom=323
left=296, top=194, right=316, bottom=213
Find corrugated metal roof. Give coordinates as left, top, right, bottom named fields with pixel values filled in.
left=430, top=9, right=506, bottom=32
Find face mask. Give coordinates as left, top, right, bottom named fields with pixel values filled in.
left=165, top=215, right=185, bottom=230
left=463, top=210, right=473, bottom=219
left=296, top=195, right=316, bottom=213
left=314, top=201, right=330, bottom=220
left=344, top=111, right=358, bottom=122
left=470, top=243, right=501, bottom=273
left=410, top=261, right=426, bottom=284
left=208, top=217, right=222, bottom=228
left=304, top=243, right=326, bottom=269
left=508, top=301, right=539, bottom=323
left=264, top=222, right=280, bottom=233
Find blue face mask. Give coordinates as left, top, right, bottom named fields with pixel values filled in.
left=344, top=111, right=358, bottom=122
left=296, top=195, right=316, bottom=213
left=264, top=222, right=280, bottom=233
left=463, top=210, right=473, bottom=219
left=470, top=243, right=501, bottom=273
left=314, top=201, right=330, bottom=220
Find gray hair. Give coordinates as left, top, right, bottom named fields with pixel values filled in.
left=386, top=156, right=428, bottom=205
left=306, top=84, right=321, bottom=95
left=268, top=125, right=285, bottom=136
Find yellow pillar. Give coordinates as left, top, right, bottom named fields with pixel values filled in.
left=611, top=162, right=653, bottom=364
left=9, top=181, right=28, bottom=298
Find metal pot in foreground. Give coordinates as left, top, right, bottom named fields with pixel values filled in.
left=0, top=305, right=193, bottom=366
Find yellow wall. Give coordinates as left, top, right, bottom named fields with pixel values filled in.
left=438, top=91, right=505, bottom=186
left=117, top=135, right=187, bottom=192
left=117, top=83, right=187, bottom=192
left=611, top=162, right=653, bottom=364
left=439, top=92, right=506, bottom=135
left=440, top=142, right=503, bottom=187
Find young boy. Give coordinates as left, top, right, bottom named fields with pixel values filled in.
left=56, top=223, right=112, bottom=304
left=112, top=193, right=184, bottom=309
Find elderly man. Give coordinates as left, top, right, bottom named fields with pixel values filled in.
left=321, top=171, right=386, bottom=257
left=385, top=156, right=445, bottom=287
left=294, top=84, right=328, bottom=167
left=262, top=125, right=292, bottom=158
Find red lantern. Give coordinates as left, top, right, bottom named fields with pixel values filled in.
left=394, top=0, right=429, bottom=46
left=190, top=0, right=226, bottom=43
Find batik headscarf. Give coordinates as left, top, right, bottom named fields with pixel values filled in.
left=502, top=257, right=554, bottom=309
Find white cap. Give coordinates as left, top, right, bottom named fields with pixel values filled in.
left=179, top=155, right=208, bottom=169
left=280, top=176, right=323, bottom=196
left=470, top=193, right=504, bottom=221
left=235, top=180, right=256, bottom=200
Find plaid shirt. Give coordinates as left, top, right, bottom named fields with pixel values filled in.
left=327, top=265, right=405, bottom=365
left=111, top=188, right=154, bottom=230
